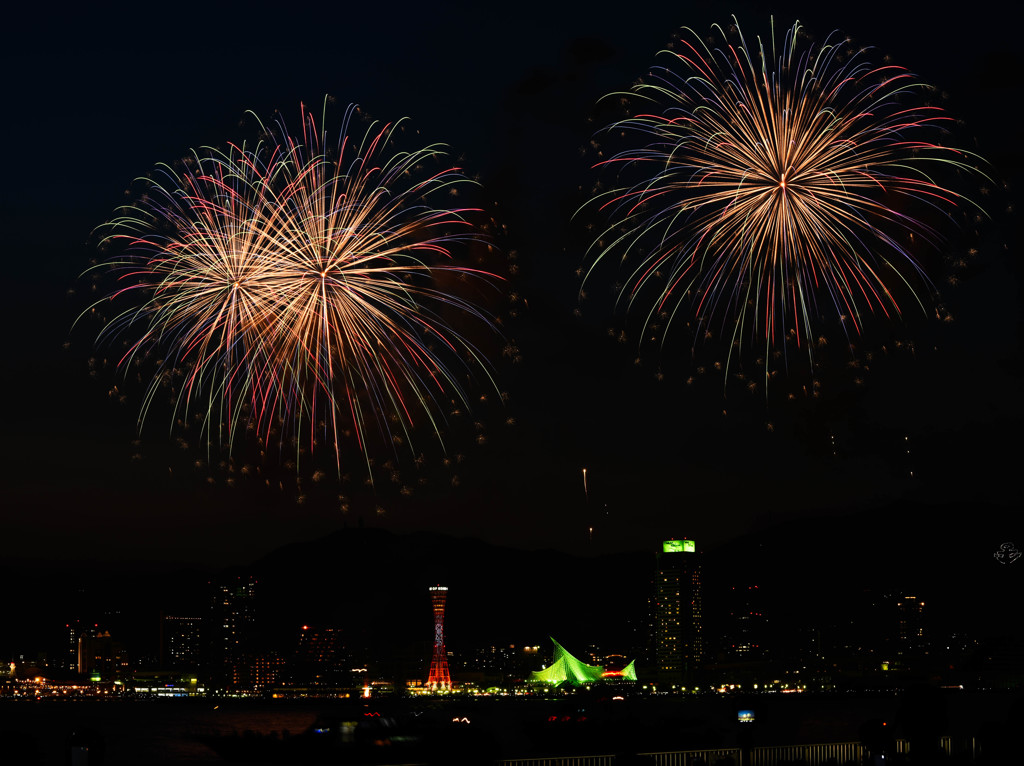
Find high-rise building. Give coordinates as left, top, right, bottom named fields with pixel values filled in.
left=895, top=594, right=928, bottom=671
left=897, top=595, right=926, bottom=649
left=292, top=625, right=349, bottom=685
left=251, top=653, right=286, bottom=691
left=207, top=575, right=256, bottom=690
left=723, top=585, right=768, bottom=660
left=77, top=629, right=129, bottom=680
left=295, top=626, right=346, bottom=666
left=426, top=585, right=451, bottom=690
left=162, top=615, right=203, bottom=668
left=655, top=539, right=702, bottom=685
left=65, top=621, right=84, bottom=672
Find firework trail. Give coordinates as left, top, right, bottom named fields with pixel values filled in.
left=85, top=101, right=501, bottom=477
left=582, top=18, right=985, bottom=375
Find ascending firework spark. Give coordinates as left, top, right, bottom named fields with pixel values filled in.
left=582, top=18, right=985, bottom=374
left=85, top=101, right=501, bottom=476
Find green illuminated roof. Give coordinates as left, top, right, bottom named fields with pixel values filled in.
left=529, top=638, right=603, bottom=687
left=613, top=660, right=637, bottom=682
left=528, top=638, right=637, bottom=687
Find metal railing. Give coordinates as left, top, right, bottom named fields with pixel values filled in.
left=499, top=756, right=617, bottom=766
left=637, top=747, right=742, bottom=765
left=498, top=737, right=978, bottom=766
left=748, top=741, right=864, bottom=765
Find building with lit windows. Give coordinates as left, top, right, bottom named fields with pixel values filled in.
left=65, top=621, right=83, bottom=672
left=295, top=626, right=346, bottom=665
left=897, top=595, right=926, bottom=649
left=892, top=594, right=928, bottom=671
left=291, top=625, right=350, bottom=686
left=162, top=615, right=203, bottom=668
left=452, top=644, right=542, bottom=688
left=724, top=585, right=768, bottom=660
left=77, top=629, right=129, bottom=681
left=655, top=539, right=702, bottom=685
left=251, top=654, right=287, bottom=691
left=207, top=575, right=256, bottom=691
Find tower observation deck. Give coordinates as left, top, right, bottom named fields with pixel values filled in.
left=427, top=585, right=451, bottom=690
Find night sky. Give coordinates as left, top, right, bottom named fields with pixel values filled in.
left=3, top=1, right=1021, bottom=572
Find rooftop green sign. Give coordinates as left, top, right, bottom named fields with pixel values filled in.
left=663, top=539, right=695, bottom=553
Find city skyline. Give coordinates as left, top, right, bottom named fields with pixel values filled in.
left=5, top=525, right=1020, bottom=696
left=3, top=0, right=1021, bottom=573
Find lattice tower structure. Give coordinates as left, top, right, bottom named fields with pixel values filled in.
left=427, top=586, right=451, bottom=689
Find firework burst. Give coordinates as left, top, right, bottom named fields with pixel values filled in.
left=582, top=18, right=985, bottom=376
left=85, top=101, right=501, bottom=477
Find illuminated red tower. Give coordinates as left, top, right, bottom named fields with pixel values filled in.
left=427, top=585, right=451, bottom=690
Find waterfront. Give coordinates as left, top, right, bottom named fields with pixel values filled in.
left=3, top=697, right=319, bottom=764
left=1, top=691, right=1019, bottom=765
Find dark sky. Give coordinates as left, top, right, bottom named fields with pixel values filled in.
left=3, top=1, right=1021, bottom=571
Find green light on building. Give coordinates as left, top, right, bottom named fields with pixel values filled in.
left=528, top=638, right=638, bottom=687
left=606, top=660, right=638, bottom=682
left=663, top=539, right=695, bottom=553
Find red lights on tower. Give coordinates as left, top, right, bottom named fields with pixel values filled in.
left=427, top=585, right=451, bottom=690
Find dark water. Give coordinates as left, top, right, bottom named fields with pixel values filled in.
left=1, top=692, right=1018, bottom=765
left=1, top=698, right=321, bottom=765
